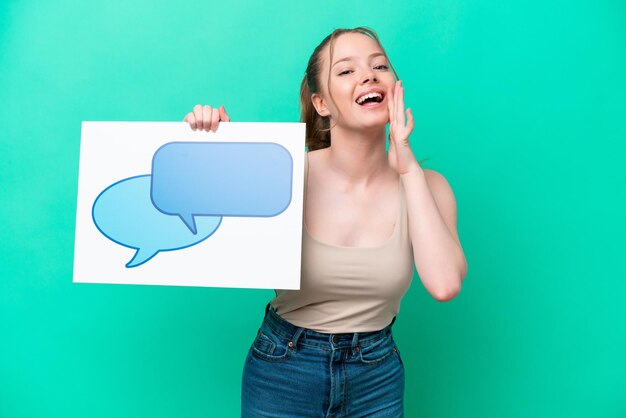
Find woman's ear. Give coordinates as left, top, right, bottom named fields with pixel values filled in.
left=311, top=93, right=331, bottom=117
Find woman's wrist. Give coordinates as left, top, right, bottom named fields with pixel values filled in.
left=399, top=162, right=424, bottom=179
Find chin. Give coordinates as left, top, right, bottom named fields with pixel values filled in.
left=352, top=106, right=389, bottom=128
left=359, top=115, right=390, bottom=130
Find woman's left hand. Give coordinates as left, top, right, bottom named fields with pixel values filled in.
left=387, top=80, right=420, bottom=175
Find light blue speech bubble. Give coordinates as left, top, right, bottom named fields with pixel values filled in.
left=92, top=175, right=222, bottom=268
left=151, top=142, right=293, bottom=234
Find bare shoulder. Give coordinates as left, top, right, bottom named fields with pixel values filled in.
left=423, top=169, right=455, bottom=194
left=306, top=147, right=327, bottom=166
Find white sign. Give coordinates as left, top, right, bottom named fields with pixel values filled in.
left=73, top=122, right=305, bottom=289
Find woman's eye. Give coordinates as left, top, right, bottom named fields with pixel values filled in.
left=375, top=65, right=389, bottom=70
left=338, top=70, right=352, bottom=76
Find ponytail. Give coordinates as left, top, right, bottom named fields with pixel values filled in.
left=300, top=76, right=330, bottom=151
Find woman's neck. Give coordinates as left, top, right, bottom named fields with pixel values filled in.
left=325, top=124, right=392, bottom=187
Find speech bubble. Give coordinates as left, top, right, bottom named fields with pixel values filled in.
left=151, top=142, right=293, bottom=234
left=92, top=175, right=222, bottom=268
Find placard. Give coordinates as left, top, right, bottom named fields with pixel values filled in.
left=73, top=122, right=305, bottom=289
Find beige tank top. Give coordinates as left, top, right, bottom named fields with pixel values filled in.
left=270, top=154, right=414, bottom=333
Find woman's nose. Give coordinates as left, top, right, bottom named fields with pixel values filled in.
left=360, top=70, right=378, bottom=84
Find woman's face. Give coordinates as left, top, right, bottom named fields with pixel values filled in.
left=312, top=33, right=396, bottom=131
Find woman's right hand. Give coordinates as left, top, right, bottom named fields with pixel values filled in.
left=183, top=104, right=231, bottom=132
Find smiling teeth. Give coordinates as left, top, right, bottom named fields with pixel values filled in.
left=356, top=92, right=383, bottom=104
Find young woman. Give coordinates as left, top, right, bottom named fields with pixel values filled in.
left=184, top=27, right=467, bottom=418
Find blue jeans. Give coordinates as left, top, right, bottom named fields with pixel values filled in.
left=241, top=303, right=405, bottom=417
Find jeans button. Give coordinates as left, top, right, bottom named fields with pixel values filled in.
left=331, top=335, right=339, bottom=343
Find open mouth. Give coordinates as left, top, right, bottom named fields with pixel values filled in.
left=355, top=92, right=385, bottom=106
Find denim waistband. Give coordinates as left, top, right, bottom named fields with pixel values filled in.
left=264, top=302, right=395, bottom=350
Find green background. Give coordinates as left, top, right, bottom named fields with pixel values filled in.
left=1, top=0, right=625, bottom=417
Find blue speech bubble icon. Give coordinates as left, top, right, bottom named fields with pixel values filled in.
left=151, top=142, right=293, bottom=234
left=92, top=175, right=222, bottom=268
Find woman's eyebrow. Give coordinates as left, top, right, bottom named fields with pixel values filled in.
left=332, top=52, right=386, bottom=68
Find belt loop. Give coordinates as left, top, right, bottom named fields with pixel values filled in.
left=351, top=332, right=360, bottom=349
left=291, top=327, right=304, bottom=349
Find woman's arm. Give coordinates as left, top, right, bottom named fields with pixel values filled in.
left=387, top=80, right=467, bottom=301
left=401, top=167, right=468, bottom=302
